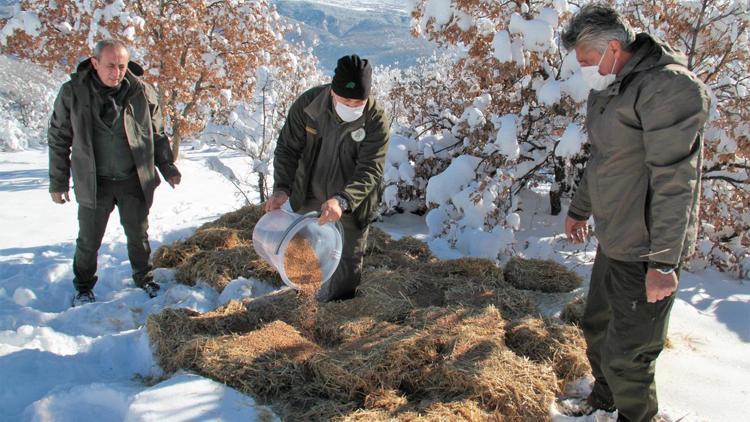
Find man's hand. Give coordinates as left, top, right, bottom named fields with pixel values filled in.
left=50, top=191, right=70, bottom=204
left=264, top=191, right=289, bottom=213
left=565, top=215, right=589, bottom=244
left=167, top=175, right=181, bottom=189
left=646, top=268, right=678, bottom=303
left=319, top=198, right=343, bottom=225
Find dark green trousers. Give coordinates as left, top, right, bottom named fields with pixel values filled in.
left=582, top=247, right=676, bottom=422
left=73, top=176, right=152, bottom=292
left=300, top=200, right=369, bottom=301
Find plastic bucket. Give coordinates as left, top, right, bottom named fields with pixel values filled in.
left=252, top=209, right=343, bottom=290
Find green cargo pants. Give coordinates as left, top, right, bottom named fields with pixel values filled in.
left=582, top=246, right=676, bottom=422
left=73, top=175, right=152, bottom=292
left=299, top=199, right=369, bottom=302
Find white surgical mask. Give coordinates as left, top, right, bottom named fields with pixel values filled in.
left=581, top=49, right=617, bottom=91
left=335, top=101, right=366, bottom=123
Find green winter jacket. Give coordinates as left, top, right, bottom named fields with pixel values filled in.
left=48, top=58, right=180, bottom=209
left=273, top=85, right=391, bottom=228
left=569, top=33, right=710, bottom=267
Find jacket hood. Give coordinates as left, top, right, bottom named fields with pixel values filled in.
left=602, top=33, right=688, bottom=96
left=74, top=57, right=145, bottom=78
left=627, top=33, right=687, bottom=72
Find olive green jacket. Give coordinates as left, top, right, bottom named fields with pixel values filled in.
left=569, top=34, right=710, bottom=267
left=273, top=85, right=391, bottom=228
left=48, top=58, right=180, bottom=209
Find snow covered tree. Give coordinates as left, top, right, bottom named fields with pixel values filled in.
left=386, top=0, right=748, bottom=275
left=1, top=0, right=309, bottom=158
left=202, top=63, right=323, bottom=202
left=373, top=0, right=585, bottom=259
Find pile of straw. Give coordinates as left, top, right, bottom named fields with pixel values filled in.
left=503, top=256, right=582, bottom=293
left=147, top=207, right=591, bottom=420
left=505, top=317, right=590, bottom=387
left=152, top=205, right=281, bottom=291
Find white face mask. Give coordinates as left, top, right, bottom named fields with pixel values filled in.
left=580, top=49, right=617, bottom=91
left=335, top=101, right=366, bottom=123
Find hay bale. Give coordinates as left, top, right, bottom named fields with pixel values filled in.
left=199, top=204, right=265, bottom=240
left=311, top=307, right=511, bottom=409
left=504, top=317, right=590, bottom=387
left=186, top=227, right=245, bottom=250
left=366, top=228, right=433, bottom=269
left=146, top=300, right=259, bottom=373
left=503, top=257, right=582, bottom=293
left=561, top=296, right=586, bottom=325
left=152, top=242, right=201, bottom=269
left=447, top=348, right=558, bottom=418
left=152, top=205, right=263, bottom=271
left=176, top=246, right=279, bottom=291
left=427, top=258, right=504, bottom=281
left=184, top=321, right=320, bottom=400
left=406, top=400, right=499, bottom=421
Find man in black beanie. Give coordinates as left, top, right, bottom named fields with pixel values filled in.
left=266, top=54, right=391, bottom=301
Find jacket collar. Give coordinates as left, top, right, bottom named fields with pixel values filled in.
left=599, top=33, right=688, bottom=97
left=303, top=84, right=371, bottom=126
left=303, top=85, right=333, bottom=122
left=71, top=57, right=145, bottom=95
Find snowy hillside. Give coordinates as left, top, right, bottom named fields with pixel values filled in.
left=274, top=0, right=434, bottom=71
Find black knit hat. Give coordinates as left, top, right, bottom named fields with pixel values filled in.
left=331, top=54, right=372, bottom=100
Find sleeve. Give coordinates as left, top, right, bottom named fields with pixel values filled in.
left=48, top=83, right=74, bottom=193
left=336, top=107, right=391, bottom=210
left=568, top=166, right=592, bottom=221
left=146, top=85, right=180, bottom=180
left=637, top=72, right=709, bottom=266
left=272, top=96, right=307, bottom=196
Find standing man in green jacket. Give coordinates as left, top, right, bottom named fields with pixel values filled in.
left=560, top=5, right=710, bottom=421
left=49, top=39, right=181, bottom=307
left=265, top=54, right=390, bottom=302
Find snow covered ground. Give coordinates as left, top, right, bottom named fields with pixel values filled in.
left=1, top=147, right=748, bottom=421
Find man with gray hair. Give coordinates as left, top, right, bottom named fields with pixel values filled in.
left=49, top=39, right=181, bottom=306
left=560, top=4, right=709, bottom=421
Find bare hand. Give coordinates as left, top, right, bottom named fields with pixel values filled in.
left=565, top=215, right=589, bottom=244
left=646, top=268, right=678, bottom=303
left=264, top=191, right=289, bottom=213
left=319, top=198, right=342, bottom=225
left=167, top=175, right=181, bottom=189
left=50, top=191, right=70, bottom=204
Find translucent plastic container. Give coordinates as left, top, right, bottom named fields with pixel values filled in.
left=252, top=209, right=343, bottom=290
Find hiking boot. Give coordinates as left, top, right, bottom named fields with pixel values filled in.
left=139, top=280, right=160, bottom=298
left=72, top=290, right=96, bottom=307
left=557, top=393, right=616, bottom=416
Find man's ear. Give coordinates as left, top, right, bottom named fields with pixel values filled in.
left=91, top=57, right=99, bottom=70
left=608, top=39, right=622, bottom=55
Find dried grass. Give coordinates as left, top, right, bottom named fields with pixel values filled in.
left=365, top=227, right=433, bottom=269
left=504, top=257, right=582, bottom=293
left=504, top=317, right=591, bottom=388
left=148, top=208, right=590, bottom=420
left=175, top=246, right=278, bottom=291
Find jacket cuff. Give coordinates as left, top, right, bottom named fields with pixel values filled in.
left=648, top=261, right=677, bottom=271
left=49, top=180, right=69, bottom=193
left=273, top=187, right=291, bottom=197
left=336, top=191, right=356, bottom=213
left=567, top=209, right=589, bottom=221
left=158, top=163, right=180, bottom=180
